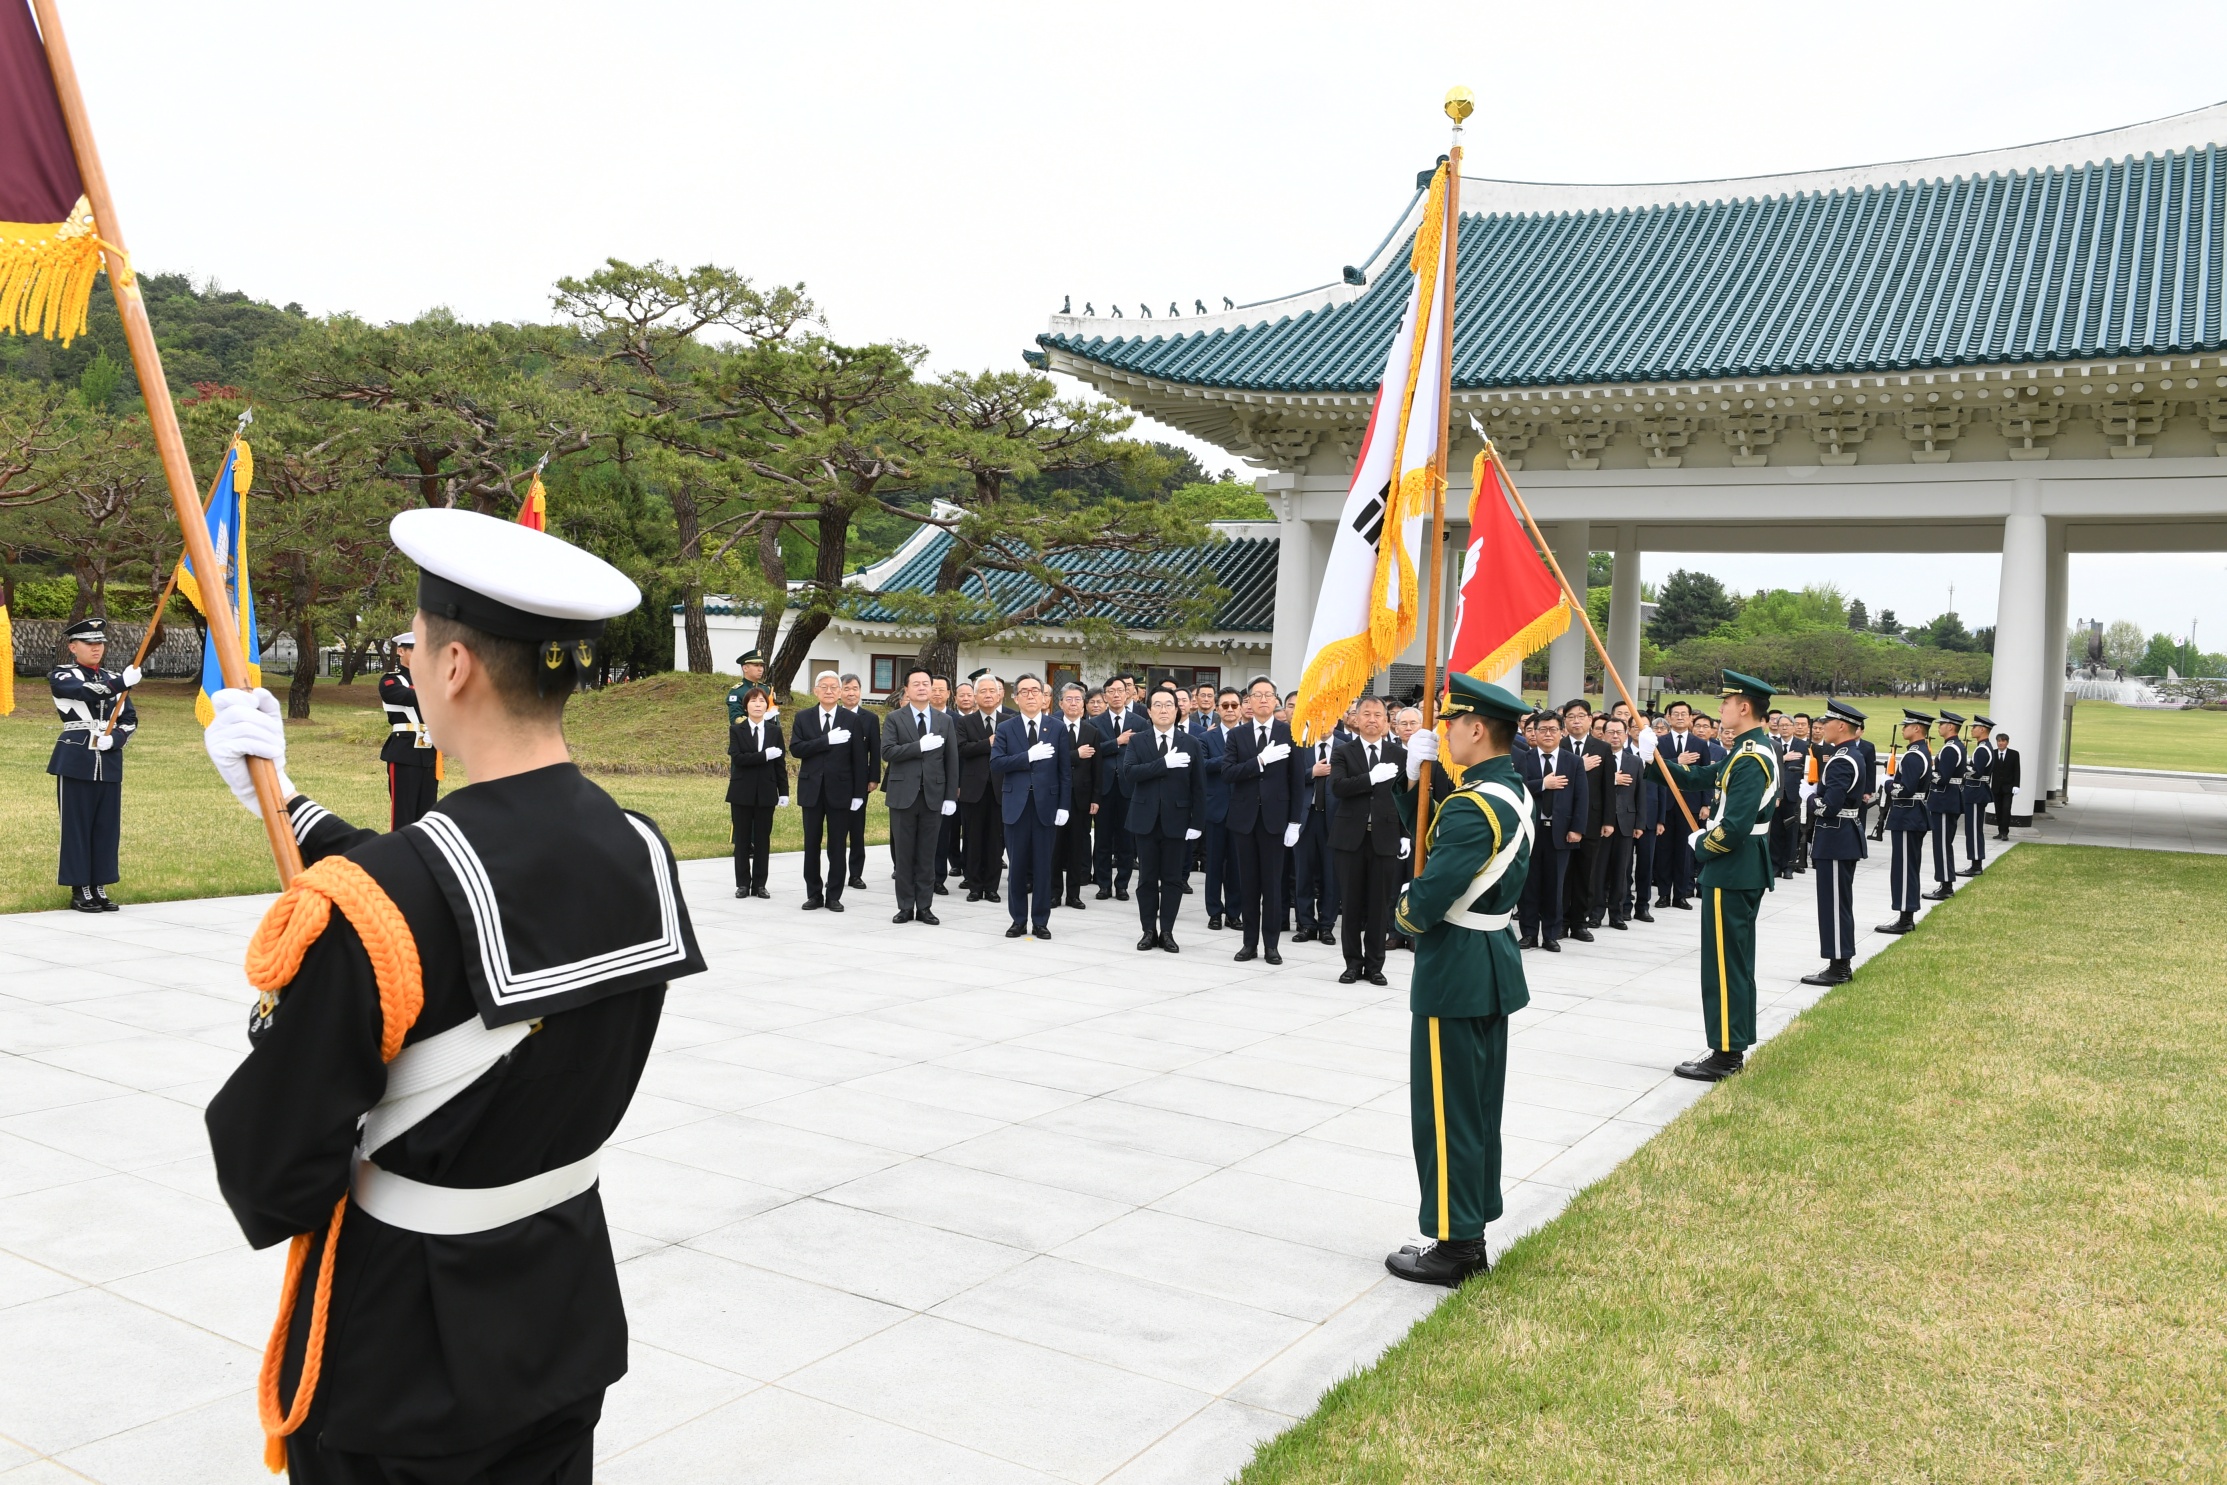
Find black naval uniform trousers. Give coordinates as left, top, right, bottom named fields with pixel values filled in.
left=1885, top=743, right=1932, bottom=914
left=206, top=765, right=704, bottom=1484
left=378, top=669, right=439, bottom=829
left=1811, top=743, right=1865, bottom=960
left=1926, top=738, right=1966, bottom=888
left=48, top=663, right=137, bottom=887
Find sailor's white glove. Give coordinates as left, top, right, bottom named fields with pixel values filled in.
left=1164, top=748, right=1190, bottom=769
left=1404, top=730, right=1438, bottom=778
left=1027, top=741, right=1055, bottom=762
left=826, top=727, right=851, bottom=745
left=850, top=797, right=864, bottom=812
left=941, top=799, right=958, bottom=816
left=1056, top=809, right=1070, bottom=826
left=764, top=745, right=782, bottom=759
left=1185, top=827, right=1202, bottom=841
left=93, top=731, right=115, bottom=751
left=1258, top=741, right=1291, bottom=767
left=1400, top=836, right=1411, bottom=859
left=120, top=664, right=143, bottom=688
left=1368, top=761, right=1399, bottom=785
left=777, top=795, right=789, bottom=808
left=1283, top=822, right=1302, bottom=848
left=919, top=731, right=945, bottom=752
left=204, top=688, right=296, bottom=817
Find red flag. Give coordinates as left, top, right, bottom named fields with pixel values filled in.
left=516, top=472, right=546, bottom=531
left=1446, top=446, right=1569, bottom=682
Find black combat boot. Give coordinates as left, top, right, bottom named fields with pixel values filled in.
left=1673, top=1048, right=1745, bottom=1082
left=69, top=885, right=102, bottom=914
left=1385, top=1238, right=1490, bottom=1287
left=92, top=886, right=119, bottom=912
left=1800, top=959, right=1852, bottom=987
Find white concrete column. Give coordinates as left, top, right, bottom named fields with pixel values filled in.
left=1266, top=482, right=1311, bottom=692
left=2035, top=520, right=2071, bottom=807
left=1606, top=523, right=1642, bottom=700
left=1988, top=481, right=2049, bottom=819
left=1545, top=521, right=1591, bottom=704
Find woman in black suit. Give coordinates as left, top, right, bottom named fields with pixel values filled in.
left=727, top=686, right=787, bottom=898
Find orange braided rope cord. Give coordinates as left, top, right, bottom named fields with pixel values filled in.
left=244, top=856, right=424, bottom=1472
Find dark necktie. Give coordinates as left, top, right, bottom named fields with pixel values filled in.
left=916, top=711, right=928, bottom=735
left=1027, top=719, right=1037, bottom=746
left=1160, top=734, right=1169, bottom=757
left=1367, top=743, right=1378, bottom=770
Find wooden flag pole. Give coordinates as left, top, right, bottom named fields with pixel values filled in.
left=1410, top=91, right=1467, bottom=877
left=1482, top=443, right=1701, bottom=834
left=103, top=423, right=246, bottom=737
left=32, top=1, right=300, bottom=883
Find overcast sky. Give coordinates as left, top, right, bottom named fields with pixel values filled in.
left=61, top=0, right=2227, bottom=648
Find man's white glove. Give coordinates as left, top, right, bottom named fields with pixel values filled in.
left=204, top=688, right=295, bottom=817
left=764, top=745, right=782, bottom=759
left=1185, top=827, right=1202, bottom=841
left=1258, top=741, right=1291, bottom=767
left=919, top=731, right=945, bottom=752
left=826, top=726, right=851, bottom=745
left=93, top=731, right=115, bottom=751
left=1404, top=730, right=1438, bottom=778
left=1283, top=822, right=1302, bottom=848
left=1368, top=761, right=1399, bottom=786
left=1799, top=781, right=1817, bottom=802
left=1027, top=741, right=1055, bottom=762
left=941, top=799, right=958, bottom=816
left=1055, top=809, right=1070, bottom=826
left=1688, top=828, right=1707, bottom=853
left=850, top=797, right=865, bottom=812
left=1399, top=836, right=1411, bottom=859
left=120, top=664, right=143, bottom=688
left=777, top=796, right=789, bottom=808
left=1164, top=748, right=1190, bottom=769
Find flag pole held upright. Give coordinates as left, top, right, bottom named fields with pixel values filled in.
left=31, top=0, right=301, bottom=882
left=1411, top=88, right=1469, bottom=876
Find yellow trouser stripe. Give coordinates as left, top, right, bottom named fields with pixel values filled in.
left=1428, top=1016, right=1449, bottom=1240
left=1713, top=888, right=1729, bottom=1051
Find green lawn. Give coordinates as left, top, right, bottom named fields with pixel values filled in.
left=0, top=674, right=884, bottom=913
left=1241, top=844, right=2227, bottom=1483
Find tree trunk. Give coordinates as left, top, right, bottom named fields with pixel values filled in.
left=915, top=635, right=959, bottom=683
left=68, top=560, right=93, bottom=623
left=682, top=587, right=711, bottom=674
left=674, top=489, right=710, bottom=673
left=288, top=615, right=317, bottom=719
left=766, top=505, right=852, bottom=698
left=752, top=522, right=784, bottom=659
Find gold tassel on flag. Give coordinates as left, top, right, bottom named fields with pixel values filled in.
left=0, top=601, right=14, bottom=715
left=0, top=194, right=113, bottom=343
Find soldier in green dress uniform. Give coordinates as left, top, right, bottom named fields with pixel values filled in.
left=727, top=649, right=778, bottom=725
left=1658, top=670, right=1782, bottom=1083
left=1382, top=675, right=1535, bottom=1287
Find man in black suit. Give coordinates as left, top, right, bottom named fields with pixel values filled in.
left=1052, top=682, right=1098, bottom=907
left=991, top=674, right=1072, bottom=939
left=1293, top=723, right=1343, bottom=944
left=1517, top=711, right=1578, bottom=950
left=1198, top=688, right=1240, bottom=929
left=958, top=673, right=1010, bottom=901
left=1599, top=716, right=1647, bottom=928
left=1329, top=696, right=1406, bottom=983
left=792, top=671, right=869, bottom=912
left=1091, top=682, right=1140, bottom=899
left=1222, top=675, right=1307, bottom=964
left=1122, top=687, right=1206, bottom=952
left=840, top=672, right=878, bottom=889
left=1991, top=732, right=2021, bottom=839
left=1561, top=700, right=1610, bottom=938
left=879, top=666, right=961, bottom=924
left=1654, top=700, right=1705, bottom=908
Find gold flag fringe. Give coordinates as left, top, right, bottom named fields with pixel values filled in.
left=1291, top=631, right=1376, bottom=746
left=0, top=198, right=114, bottom=345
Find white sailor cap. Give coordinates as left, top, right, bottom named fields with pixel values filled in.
left=391, top=509, right=639, bottom=641
left=390, top=631, right=417, bottom=648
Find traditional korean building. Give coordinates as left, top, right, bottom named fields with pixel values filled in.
left=1035, top=102, right=2227, bottom=820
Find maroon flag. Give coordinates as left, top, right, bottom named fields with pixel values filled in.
left=0, top=0, right=103, bottom=342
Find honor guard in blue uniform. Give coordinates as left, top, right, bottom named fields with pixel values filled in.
left=1800, top=700, right=1867, bottom=986
left=1876, top=710, right=1933, bottom=934
left=48, top=618, right=140, bottom=912
left=1924, top=710, right=1967, bottom=900
left=1960, top=717, right=1995, bottom=876
left=377, top=632, right=440, bottom=829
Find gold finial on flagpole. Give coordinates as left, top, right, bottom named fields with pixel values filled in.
left=1444, top=85, right=1475, bottom=126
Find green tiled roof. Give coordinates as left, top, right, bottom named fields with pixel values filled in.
left=1042, top=148, right=2227, bottom=390
left=848, top=528, right=1276, bottom=632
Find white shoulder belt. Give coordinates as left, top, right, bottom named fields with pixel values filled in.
left=1444, top=781, right=1534, bottom=932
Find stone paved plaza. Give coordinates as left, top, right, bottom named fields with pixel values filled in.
left=0, top=810, right=2060, bottom=1483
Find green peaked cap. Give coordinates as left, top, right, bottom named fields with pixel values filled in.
left=1719, top=668, right=1777, bottom=706
left=1441, top=673, right=1530, bottom=723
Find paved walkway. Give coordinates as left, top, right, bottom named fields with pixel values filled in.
left=1, top=827, right=2018, bottom=1484
left=2037, top=765, right=2227, bottom=853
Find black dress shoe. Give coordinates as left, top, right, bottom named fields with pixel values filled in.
left=1339, top=967, right=1362, bottom=984
left=1875, top=913, right=1916, bottom=934
left=1922, top=886, right=1955, bottom=901
left=1095, top=887, right=1113, bottom=900
left=1065, top=895, right=1086, bottom=910
left=1137, top=932, right=1161, bottom=951
left=1960, top=865, right=1982, bottom=877
left=1995, top=832, right=2010, bottom=841
left=69, top=886, right=102, bottom=913
left=734, top=889, right=748, bottom=899
left=826, top=902, right=845, bottom=914
left=92, top=888, right=119, bottom=912
left=1540, top=939, right=1561, bottom=952
left=1674, top=1049, right=1745, bottom=1082
left=966, top=889, right=985, bottom=903
left=1801, top=959, right=1853, bottom=987
left=1006, top=924, right=1027, bottom=938
left=916, top=910, right=941, bottom=925
left=985, top=889, right=1002, bottom=903
left=1385, top=1238, right=1489, bottom=1287
left=892, top=909, right=915, bottom=923
left=848, top=876, right=868, bottom=890
left=1366, top=970, right=1389, bottom=986
left=1566, top=927, right=1594, bottom=943
left=934, top=882, right=950, bottom=896
left=1115, top=887, right=1130, bottom=901
left=1518, top=934, right=1538, bottom=950
left=1234, top=947, right=1258, bottom=962
left=1654, top=895, right=1672, bottom=909
left=1264, top=949, right=1283, bottom=966
left=1035, top=926, right=1054, bottom=941
left=1160, top=935, right=1180, bottom=954
left=1608, top=919, right=1628, bottom=931
left=1672, top=898, right=1694, bottom=910
left=1633, top=910, right=1654, bottom=924
left=803, top=899, right=825, bottom=911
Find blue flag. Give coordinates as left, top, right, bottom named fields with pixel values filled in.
left=173, top=441, right=259, bottom=725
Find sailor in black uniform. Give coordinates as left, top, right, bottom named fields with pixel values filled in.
left=1924, top=710, right=1967, bottom=900
left=377, top=631, right=440, bottom=829
left=1876, top=710, right=1933, bottom=935
left=1960, top=716, right=1994, bottom=877
left=48, top=617, right=139, bottom=912
left=1800, top=700, right=1867, bottom=986
left=200, top=508, right=704, bottom=1483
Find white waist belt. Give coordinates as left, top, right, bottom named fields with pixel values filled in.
left=352, top=1149, right=601, bottom=1235
left=1446, top=908, right=1513, bottom=932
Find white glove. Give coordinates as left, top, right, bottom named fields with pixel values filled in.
left=120, top=664, right=143, bottom=688
left=1399, top=836, right=1411, bottom=859
left=93, top=731, right=115, bottom=751
left=1185, top=827, right=1202, bottom=841
left=826, top=727, right=851, bottom=745
left=1027, top=741, right=1054, bottom=762
left=764, top=745, right=782, bottom=759
left=1368, top=761, right=1399, bottom=785
left=1799, top=781, right=1817, bottom=802
left=1056, top=809, right=1070, bottom=826
left=1163, top=748, right=1190, bottom=769
left=850, top=797, right=864, bottom=812
left=919, top=731, right=945, bottom=752
left=941, top=799, right=958, bottom=816
left=204, top=688, right=296, bottom=817
left=777, top=795, right=789, bottom=808
left=1688, top=828, right=1707, bottom=853
left=764, top=704, right=780, bottom=718
left=1258, top=741, right=1291, bottom=767
left=1404, top=730, right=1438, bottom=778
left=1283, top=822, right=1302, bottom=848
